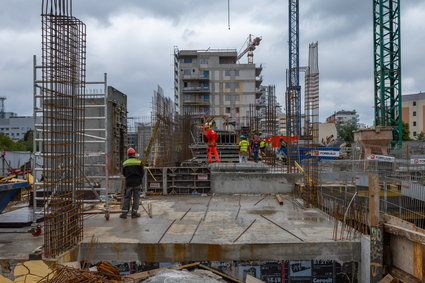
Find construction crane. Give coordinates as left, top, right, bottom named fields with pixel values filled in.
left=373, top=0, right=402, bottom=147
left=285, top=0, right=301, bottom=137
left=237, top=34, right=262, bottom=64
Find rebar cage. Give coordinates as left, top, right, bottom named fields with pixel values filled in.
left=40, top=0, right=87, bottom=257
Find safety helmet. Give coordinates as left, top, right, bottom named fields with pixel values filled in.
left=240, top=135, right=246, bottom=139
left=203, top=124, right=210, bottom=129
left=127, top=147, right=136, bottom=155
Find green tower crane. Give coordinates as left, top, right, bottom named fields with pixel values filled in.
left=374, top=0, right=402, bottom=147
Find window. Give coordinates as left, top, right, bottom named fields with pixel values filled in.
left=182, top=58, right=193, bottom=63
left=204, top=95, right=209, bottom=101
left=203, top=83, right=209, bottom=89
left=413, top=131, right=417, bottom=136
left=236, top=107, right=240, bottom=114
left=200, top=58, right=208, bottom=64
left=224, top=82, right=240, bottom=89
left=202, top=70, right=209, bottom=78
left=225, top=70, right=239, bottom=76
left=413, top=111, right=417, bottom=116
left=413, top=101, right=416, bottom=106
left=184, top=82, right=188, bottom=87
left=226, top=107, right=231, bottom=113
left=413, top=121, right=417, bottom=127
left=225, top=94, right=240, bottom=101
left=183, top=69, right=191, bottom=75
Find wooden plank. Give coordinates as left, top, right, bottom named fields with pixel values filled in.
left=390, top=266, right=421, bottom=283
left=378, top=274, right=395, bottom=283
left=275, top=194, right=283, bottom=205
left=369, top=173, right=380, bottom=226
left=383, top=223, right=425, bottom=244
left=413, top=243, right=423, bottom=280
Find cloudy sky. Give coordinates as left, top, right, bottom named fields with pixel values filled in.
left=1, top=0, right=425, bottom=125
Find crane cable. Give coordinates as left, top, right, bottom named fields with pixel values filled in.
left=228, top=0, right=231, bottom=30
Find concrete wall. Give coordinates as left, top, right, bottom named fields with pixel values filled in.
left=212, top=172, right=301, bottom=194
left=360, top=235, right=370, bottom=283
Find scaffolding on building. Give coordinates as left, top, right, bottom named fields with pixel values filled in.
left=33, top=0, right=87, bottom=257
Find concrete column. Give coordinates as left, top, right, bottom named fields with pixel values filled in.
left=369, top=173, right=383, bottom=282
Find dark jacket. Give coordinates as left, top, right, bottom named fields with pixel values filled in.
left=122, top=157, right=144, bottom=187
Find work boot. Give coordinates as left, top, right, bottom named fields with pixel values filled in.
left=131, top=212, right=141, bottom=218
left=119, top=213, right=127, bottom=219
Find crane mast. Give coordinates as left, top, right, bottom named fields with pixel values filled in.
left=374, top=0, right=402, bottom=146
left=286, top=0, right=301, bottom=137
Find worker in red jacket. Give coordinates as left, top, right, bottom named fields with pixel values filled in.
left=203, top=124, right=220, bottom=163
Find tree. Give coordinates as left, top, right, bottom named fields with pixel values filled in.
left=0, top=130, right=33, bottom=152
left=417, top=131, right=425, bottom=141
left=337, top=121, right=358, bottom=143
left=402, top=122, right=410, bottom=141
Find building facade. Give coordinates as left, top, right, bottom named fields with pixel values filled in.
left=402, top=92, right=425, bottom=139
left=174, top=48, right=262, bottom=130
left=326, top=110, right=359, bottom=125
left=0, top=115, right=33, bottom=141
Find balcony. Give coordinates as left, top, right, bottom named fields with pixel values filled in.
left=182, top=75, right=210, bottom=81
left=255, top=75, right=263, bottom=88
left=255, top=64, right=263, bottom=76
left=182, top=86, right=210, bottom=93
left=182, top=100, right=210, bottom=106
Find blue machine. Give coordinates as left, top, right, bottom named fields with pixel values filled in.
left=0, top=181, right=29, bottom=213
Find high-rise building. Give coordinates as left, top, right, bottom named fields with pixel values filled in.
left=402, top=92, right=425, bottom=139
left=174, top=48, right=263, bottom=130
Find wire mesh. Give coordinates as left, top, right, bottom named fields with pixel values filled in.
left=316, top=143, right=425, bottom=236
left=40, top=0, right=86, bottom=257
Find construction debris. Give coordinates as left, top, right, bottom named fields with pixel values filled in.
left=40, top=262, right=121, bottom=283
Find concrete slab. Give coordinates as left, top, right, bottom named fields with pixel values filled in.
left=79, top=195, right=360, bottom=263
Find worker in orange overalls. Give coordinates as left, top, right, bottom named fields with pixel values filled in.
left=203, top=124, right=220, bottom=163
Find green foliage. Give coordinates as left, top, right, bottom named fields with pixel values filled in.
left=417, top=131, right=425, bottom=141
left=402, top=122, right=410, bottom=141
left=0, top=130, right=33, bottom=152
left=337, top=121, right=358, bottom=143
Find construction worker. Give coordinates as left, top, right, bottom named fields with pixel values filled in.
left=260, top=138, right=266, bottom=159
left=238, top=135, right=249, bottom=163
left=250, top=135, right=261, bottom=163
left=203, top=124, right=220, bottom=163
left=120, top=148, right=144, bottom=219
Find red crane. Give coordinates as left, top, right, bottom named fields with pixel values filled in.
left=237, top=34, right=262, bottom=64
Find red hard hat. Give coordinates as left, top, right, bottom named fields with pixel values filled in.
left=203, top=124, right=210, bottom=129
left=127, top=148, right=136, bottom=155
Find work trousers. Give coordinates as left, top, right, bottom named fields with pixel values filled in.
left=122, top=185, right=141, bottom=214
left=207, top=146, right=220, bottom=162
left=253, top=149, right=259, bottom=162
left=239, top=151, right=248, bottom=163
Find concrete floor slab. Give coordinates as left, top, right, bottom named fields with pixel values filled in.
left=0, top=195, right=361, bottom=264
left=79, top=195, right=361, bottom=263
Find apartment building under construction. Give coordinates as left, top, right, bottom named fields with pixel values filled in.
left=174, top=48, right=263, bottom=130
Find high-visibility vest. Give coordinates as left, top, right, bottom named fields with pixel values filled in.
left=239, top=140, right=249, bottom=152
left=260, top=141, right=266, bottom=148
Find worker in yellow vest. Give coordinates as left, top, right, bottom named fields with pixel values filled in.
left=238, top=135, right=249, bottom=163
